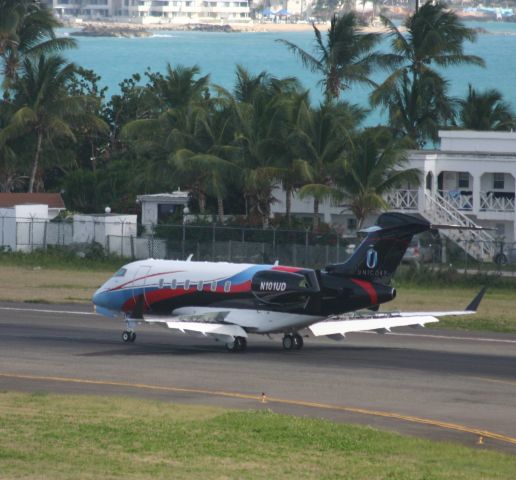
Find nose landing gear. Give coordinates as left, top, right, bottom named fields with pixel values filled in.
left=122, top=330, right=136, bottom=343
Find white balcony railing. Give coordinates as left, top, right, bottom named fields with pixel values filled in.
left=385, top=189, right=419, bottom=210
left=480, top=191, right=515, bottom=212
left=441, top=190, right=473, bottom=211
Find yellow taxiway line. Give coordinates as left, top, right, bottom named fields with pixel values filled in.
left=1, top=372, right=516, bottom=446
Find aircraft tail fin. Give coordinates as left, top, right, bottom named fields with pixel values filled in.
left=325, top=212, right=430, bottom=284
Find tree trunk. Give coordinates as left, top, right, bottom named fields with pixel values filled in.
left=313, top=198, right=320, bottom=231
left=198, top=191, right=206, bottom=214
left=285, top=187, right=292, bottom=227
left=217, top=196, right=224, bottom=223
left=28, top=131, right=43, bottom=193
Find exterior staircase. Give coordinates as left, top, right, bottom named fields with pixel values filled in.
left=386, top=189, right=496, bottom=262
left=422, top=192, right=496, bottom=262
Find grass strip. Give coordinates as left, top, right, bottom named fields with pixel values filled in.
left=0, top=391, right=515, bottom=479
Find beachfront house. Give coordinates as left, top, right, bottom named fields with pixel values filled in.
left=271, top=130, right=516, bottom=262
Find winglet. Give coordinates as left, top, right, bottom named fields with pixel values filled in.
left=466, top=287, right=487, bottom=312
left=130, top=295, right=145, bottom=320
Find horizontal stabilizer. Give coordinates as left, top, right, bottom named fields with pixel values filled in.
left=309, top=315, right=439, bottom=337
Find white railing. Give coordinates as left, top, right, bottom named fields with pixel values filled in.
left=385, top=190, right=419, bottom=210
left=480, top=191, right=515, bottom=212
left=423, top=191, right=496, bottom=261
left=441, top=190, right=473, bottom=211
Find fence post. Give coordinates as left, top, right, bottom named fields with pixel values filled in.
left=228, top=240, right=232, bottom=262
left=130, top=235, right=135, bottom=259
left=272, top=227, right=276, bottom=260
left=305, top=228, right=309, bottom=265
left=30, top=216, right=34, bottom=252
left=43, top=221, right=47, bottom=250
left=212, top=223, right=216, bottom=259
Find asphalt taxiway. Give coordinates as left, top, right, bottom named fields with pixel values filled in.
left=1, top=301, right=516, bottom=453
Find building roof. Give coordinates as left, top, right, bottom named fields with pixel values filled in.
left=136, top=191, right=190, bottom=204
left=0, top=193, right=65, bottom=209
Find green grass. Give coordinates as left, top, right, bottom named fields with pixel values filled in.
left=388, top=285, right=516, bottom=333
left=0, top=247, right=125, bottom=272
left=0, top=392, right=515, bottom=480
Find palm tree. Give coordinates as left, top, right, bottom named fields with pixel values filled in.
left=292, top=100, right=366, bottom=229
left=277, top=12, right=385, bottom=100
left=458, top=84, right=516, bottom=131
left=371, top=1, right=485, bottom=145
left=0, top=0, right=76, bottom=87
left=120, top=64, right=212, bottom=195
left=6, top=54, right=107, bottom=192
left=222, top=68, right=304, bottom=227
left=337, top=127, right=421, bottom=229
left=169, top=101, right=239, bottom=220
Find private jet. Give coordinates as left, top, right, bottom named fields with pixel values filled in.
left=92, top=212, right=486, bottom=351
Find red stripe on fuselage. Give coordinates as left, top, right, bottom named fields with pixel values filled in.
left=351, top=278, right=378, bottom=305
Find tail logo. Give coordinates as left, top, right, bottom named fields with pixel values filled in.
left=366, top=247, right=378, bottom=269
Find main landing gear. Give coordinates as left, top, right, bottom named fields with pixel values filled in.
left=282, top=333, right=304, bottom=351
left=122, top=330, right=136, bottom=343
left=226, top=336, right=247, bottom=352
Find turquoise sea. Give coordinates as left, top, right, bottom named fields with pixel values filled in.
left=60, top=21, right=516, bottom=125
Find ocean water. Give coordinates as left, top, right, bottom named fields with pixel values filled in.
left=60, top=21, right=516, bottom=126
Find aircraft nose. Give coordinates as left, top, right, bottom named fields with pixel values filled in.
left=92, top=286, right=108, bottom=308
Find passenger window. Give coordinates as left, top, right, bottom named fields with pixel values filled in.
left=184, top=280, right=190, bottom=290
left=224, top=281, right=231, bottom=293
left=211, top=281, right=217, bottom=292
left=197, top=281, right=204, bottom=292
left=171, top=279, right=177, bottom=289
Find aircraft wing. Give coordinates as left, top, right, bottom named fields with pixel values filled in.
left=309, top=314, right=439, bottom=339
left=143, top=311, right=245, bottom=342
left=310, top=287, right=487, bottom=339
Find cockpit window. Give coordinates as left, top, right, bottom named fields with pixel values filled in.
left=113, top=268, right=127, bottom=277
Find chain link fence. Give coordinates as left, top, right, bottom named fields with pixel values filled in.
left=2, top=218, right=516, bottom=274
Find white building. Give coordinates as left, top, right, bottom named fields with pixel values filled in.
left=137, top=191, right=190, bottom=232
left=0, top=204, right=49, bottom=252
left=49, top=0, right=122, bottom=18
left=117, top=0, right=250, bottom=22
left=272, top=130, right=516, bottom=261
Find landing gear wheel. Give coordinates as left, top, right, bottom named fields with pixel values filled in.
left=122, top=330, right=132, bottom=343
left=129, top=331, right=136, bottom=343
left=282, top=335, right=294, bottom=350
left=226, top=336, right=247, bottom=352
left=293, top=334, right=304, bottom=350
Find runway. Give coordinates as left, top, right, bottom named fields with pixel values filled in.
left=1, top=301, right=516, bottom=453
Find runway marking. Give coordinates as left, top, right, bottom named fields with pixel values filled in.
left=471, top=376, right=516, bottom=388
left=2, top=305, right=516, bottom=345
left=0, top=307, right=95, bottom=316
left=2, top=372, right=516, bottom=447
left=362, top=331, right=516, bottom=344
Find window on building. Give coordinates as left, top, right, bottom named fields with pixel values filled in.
left=458, top=172, right=469, bottom=189
left=224, top=281, right=231, bottom=293
left=184, top=279, right=190, bottom=290
left=347, top=218, right=357, bottom=232
left=493, top=173, right=505, bottom=190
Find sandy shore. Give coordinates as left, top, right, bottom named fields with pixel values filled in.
left=67, top=19, right=395, bottom=34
